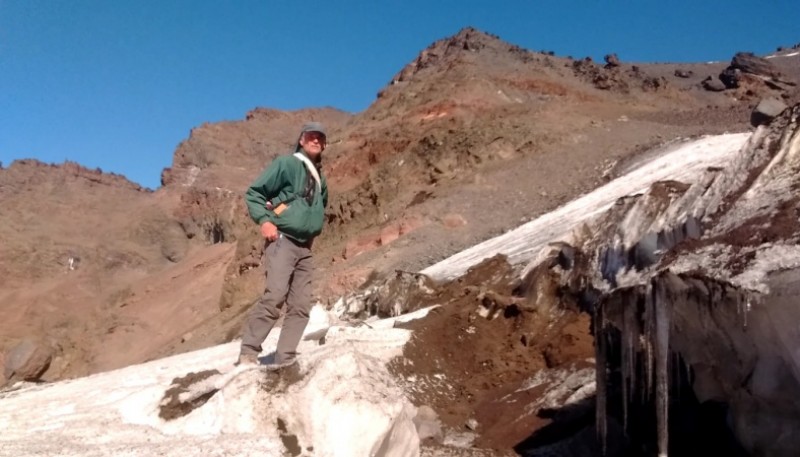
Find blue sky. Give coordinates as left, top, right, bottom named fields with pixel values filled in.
left=1, top=1, right=798, bottom=189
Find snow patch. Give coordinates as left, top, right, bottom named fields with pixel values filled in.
left=423, top=133, right=751, bottom=281
left=732, top=244, right=800, bottom=293
left=0, top=305, right=419, bottom=457
left=766, top=51, right=800, bottom=59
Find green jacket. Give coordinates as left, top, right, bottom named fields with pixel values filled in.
left=245, top=151, right=328, bottom=243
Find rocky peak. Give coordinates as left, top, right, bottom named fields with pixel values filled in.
left=388, top=27, right=534, bottom=84
left=443, top=26, right=498, bottom=51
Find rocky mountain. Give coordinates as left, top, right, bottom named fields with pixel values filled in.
left=1, top=28, right=799, bottom=453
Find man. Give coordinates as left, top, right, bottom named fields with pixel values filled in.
left=238, top=122, right=328, bottom=366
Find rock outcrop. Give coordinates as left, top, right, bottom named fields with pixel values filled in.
left=571, top=57, right=667, bottom=93
left=719, top=51, right=795, bottom=92
left=730, top=52, right=784, bottom=80
left=604, top=53, right=621, bottom=68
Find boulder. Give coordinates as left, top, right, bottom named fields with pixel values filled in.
left=3, top=339, right=54, bottom=382
left=719, top=67, right=742, bottom=89
left=751, top=98, right=788, bottom=127
left=702, top=76, right=727, bottom=92
left=604, top=53, right=621, bottom=68
left=674, top=69, right=693, bottom=78
left=731, top=52, right=782, bottom=79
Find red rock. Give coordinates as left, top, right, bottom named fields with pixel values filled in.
left=399, top=216, right=424, bottom=235
left=343, top=232, right=380, bottom=259
left=380, top=224, right=401, bottom=246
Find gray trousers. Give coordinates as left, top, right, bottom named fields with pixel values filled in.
left=240, top=235, right=313, bottom=364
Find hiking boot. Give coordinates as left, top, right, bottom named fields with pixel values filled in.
left=236, top=353, right=259, bottom=366
left=261, top=360, right=303, bottom=392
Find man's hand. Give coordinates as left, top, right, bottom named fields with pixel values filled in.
left=260, top=221, right=279, bottom=241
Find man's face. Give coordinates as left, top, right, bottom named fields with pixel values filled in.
left=299, top=131, right=326, bottom=158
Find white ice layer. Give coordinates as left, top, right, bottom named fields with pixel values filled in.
left=422, top=133, right=751, bottom=281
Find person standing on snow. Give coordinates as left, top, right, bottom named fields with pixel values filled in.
left=237, top=122, right=329, bottom=366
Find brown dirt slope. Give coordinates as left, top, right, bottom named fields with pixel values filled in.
left=389, top=255, right=594, bottom=449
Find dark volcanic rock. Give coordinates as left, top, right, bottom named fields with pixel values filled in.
left=719, top=67, right=742, bottom=89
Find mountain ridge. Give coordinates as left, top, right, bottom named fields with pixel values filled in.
left=1, top=26, right=797, bottom=387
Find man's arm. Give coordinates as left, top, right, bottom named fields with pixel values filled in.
left=244, top=157, right=286, bottom=226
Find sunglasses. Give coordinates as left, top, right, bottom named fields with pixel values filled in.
left=304, top=131, right=327, bottom=143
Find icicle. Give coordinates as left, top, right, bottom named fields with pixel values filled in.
left=653, top=280, right=671, bottom=457
left=621, top=316, right=629, bottom=434
left=736, top=293, right=742, bottom=318
left=733, top=290, right=752, bottom=329
left=643, top=284, right=655, bottom=400
left=621, top=291, right=638, bottom=434
left=594, top=304, right=608, bottom=456
left=672, top=351, right=681, bottom=400
left=744, top=298, right=751, bottom=328
left=685, top=357, right=692, bottom=384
